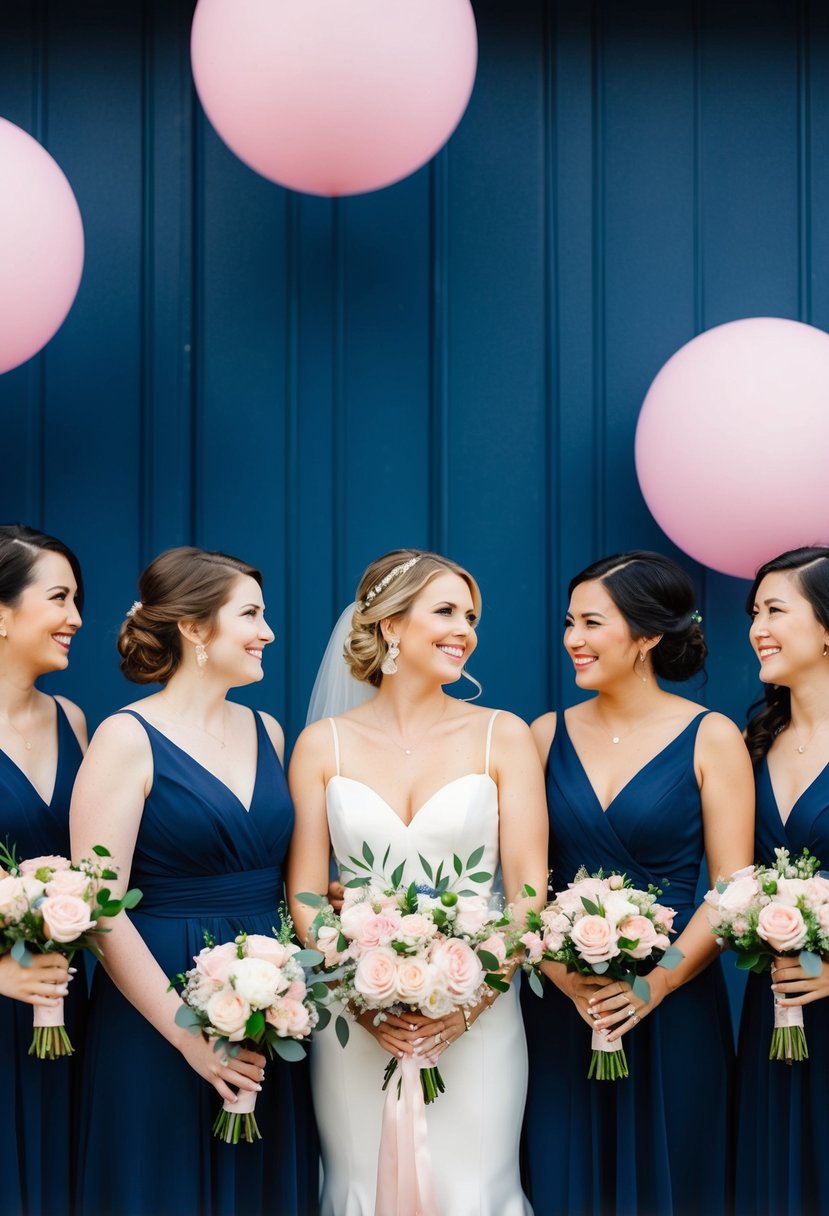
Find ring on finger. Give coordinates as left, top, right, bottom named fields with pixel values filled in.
left=625, top=1006, right=636, bottom=1019
left=220, top=1055, right=228, bottom=1066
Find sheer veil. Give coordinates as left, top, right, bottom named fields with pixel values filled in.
left=305, top=602, right=377, bottom=725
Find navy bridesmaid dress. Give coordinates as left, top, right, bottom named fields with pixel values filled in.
left=522, top=711, right=733, bottom=1216
left=75, top=710, right=318, bottom=1216
left=735, top=758, right=829, bottom=1215
left=0, top=699, right=85, bottom=1216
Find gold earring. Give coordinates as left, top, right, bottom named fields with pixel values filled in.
left=0, top=620, right=6, bottom=639
left=637, top=650, right=648, bottom=683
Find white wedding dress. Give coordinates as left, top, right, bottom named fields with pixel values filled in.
left=311, top=712, right=532, bottom=1216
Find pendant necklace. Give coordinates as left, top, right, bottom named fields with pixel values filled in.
left=373, top=701, right=448, bottom=755
left=0, top=713, right=34, bottom=750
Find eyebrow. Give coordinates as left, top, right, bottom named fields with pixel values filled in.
left=46, top=585, right=71, bottom=594
left=566, top=610, right=609, bottom=620
left=240, top=603, right=263, bottom=610
left=432, top=600, right=475, bottom=612
left=760, top=597, right=787, bottom=606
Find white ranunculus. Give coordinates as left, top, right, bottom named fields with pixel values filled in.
left=231, top=957, right=282, bottom=1008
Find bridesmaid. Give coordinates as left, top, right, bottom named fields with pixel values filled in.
left=736, top=546, right=829, bottom=1215
left=70, top=546, right=317, bottom=1216
left=0, top=523, right=87, bottom=1216
left=522, top=550, right=753, bottom=1216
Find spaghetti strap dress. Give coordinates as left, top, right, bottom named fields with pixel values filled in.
left=75, top=709, right=318, bottom=1216
left=521, top=711, right=734, bottom=1216
left=734, top=757, right=829, bottom=1215
left=0, top=698, right=84, bottom=1216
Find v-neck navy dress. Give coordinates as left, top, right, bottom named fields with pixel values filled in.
left=75, top=710, right=318, bottom=1216
left=522, top=712, right=734, bottom=1216
left=734, top=757, right=829, bottom=1216
left=0, top=699, right=85, bottom=1216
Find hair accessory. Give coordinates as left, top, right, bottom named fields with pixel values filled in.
left=363, top=556, right=421, bottom=608
left=195, top=642, right=208, bottom=669
left=380, top=637, right=400, bottom=676
left=127, top=601, right=142, bottom=618
left=691, top=609, right=703, bottom=626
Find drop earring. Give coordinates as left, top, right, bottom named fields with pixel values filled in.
left=195, top=642, right=208, bottom=669
left=0, top=619, right=6, bottom=638
left=381, top=637, right=400, bottom=676
left=637, top=650, right=648, bottom=683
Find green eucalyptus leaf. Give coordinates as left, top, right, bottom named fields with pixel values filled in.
left=528, top=968, right=545, bottom=998
left=296, top=891, right=324, bottom=908
left=174, top=1005, right=202, bottom=1032
left=314, top=1006, right=331, bottom=1032
left=468, top=871, right=491, bottom=884
left=362, top=841, right=375, bottom=867
left=477, top=950, right=500, bottom=972
left=631, top=975, right=650, bottom=1004
left=390, top=862, right=405, bottom=888
left=656, top=945, right=684, bottom=970
left=245, top=1010, right=266, bottom=1039
left=273, top=1037, right=306, bottom=1062
left=466, top=846, right=485, bottom=870
left=293, top=948, right=324, bottom=968
left=453, top=854, right=463, bottom=877
left=484, top=975, right=509, bottom=992
left=335, top=1015, right=350, bottom=1048
left=11, top=940, right=32, bottom=967
left=91, top=844, right=111, bottom=857
left=799, top=950, right=822, bottom=978
left=591, top=961, right=609, bottom=974
left=418, top=855, right=434, bottom=882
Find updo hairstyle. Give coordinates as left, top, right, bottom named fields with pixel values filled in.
left=745, top=546, right=829, bottom=765
left=118, top=546, right=262, bottom=684
left=569, top=550, right=706, bottom=682
left=0, top=524, right=84, bottom=613
left=345, top=548, right=481, bottom=687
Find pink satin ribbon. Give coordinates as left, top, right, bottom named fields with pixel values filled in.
left=33, top=997, right=64, bottom=1028
left=225, top=1088, right=258, bottom=1115
left=375, top=1053, right=441, bottom=1216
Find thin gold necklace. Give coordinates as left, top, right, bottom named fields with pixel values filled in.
left=594, top=705, right=665, bottom=746
left=0, top=712, right=34, bottom=750
left=371, top=701, right=449, bottom=756
left=162, top=706, right=228, bottom=749
left=789, top=718, right=828, bottom=755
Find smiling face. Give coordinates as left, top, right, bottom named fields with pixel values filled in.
left=749, top=570, right=829, bottom=688
left=198, top=573, right=274, bottom=687
left=0, top=551, right=82, bottom=675
left=563, top=578, right=642, bottom=691
left=390, top=571, right=478, bottom=686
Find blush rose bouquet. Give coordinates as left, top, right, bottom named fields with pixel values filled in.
left=705, top=847, right=829, bottom=1063
left=0, top=841, right=142, bottom=1059
left=171, top=915, right=330, bottom=1145
left=298, top=842, right=523, bottom=1103
left=520, top=867, right=682, bottom=1080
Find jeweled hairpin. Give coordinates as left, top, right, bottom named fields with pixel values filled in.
left=362, top=556, right=421, bottom=608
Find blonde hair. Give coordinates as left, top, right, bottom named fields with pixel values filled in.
left=345, top=548, right=481, bottom=687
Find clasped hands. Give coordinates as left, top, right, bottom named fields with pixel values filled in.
left=357, top=1006, right=467, bottom=1060
left=771, top=954, right=829, bottom=1006
left=551, top=962, right=669, bottom=1042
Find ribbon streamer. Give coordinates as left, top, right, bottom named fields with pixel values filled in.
left=375, top=1053, right=441, bottom=1216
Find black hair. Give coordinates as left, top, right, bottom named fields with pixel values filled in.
left=568, top=550, right=706, bottom=682
left=0, top=524, right=84, bottom=614
left=745, top=546, right=829, bottom=765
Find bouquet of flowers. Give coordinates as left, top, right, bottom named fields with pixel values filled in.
left=172, top=917, right=330, bottom=1144
left=298, top=843, right=522, bottom=1103
left=704, top=847, right=829, bottom=1063
left=0, top=841, right=142, bottom=1059
left=520, top=868, right=682, bottom=1080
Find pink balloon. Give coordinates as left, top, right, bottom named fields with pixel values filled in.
left=190, top=0, right=478, bottom=197
left=0, top=118, right=84, bottom=375
left=635, top=318, right=829, bottom=580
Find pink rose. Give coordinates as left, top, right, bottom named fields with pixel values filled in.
left=653, top=933, right=671, bottom=951
left=206, top=989, right=250, bottom=1039
left=0, top=876, right=33, bottom=923
left=396, top=957, right=436, bottom=1004
left=354, top=946, right=399, bottom=1004
left=398, top=914, right=438, bottom=944
left=45, top=868, right=93, bottom=900
left=20, top=855, right=71, bottom=877
left=453, top=897, right=492, bottom=937
left=284, top=980, right=307, bottom=1002
left=718, top=876, right=761, bottom=916
left=430, top=937, right=483, bottom=1003
left=569, top=915, right=620, bottom=966
left=243, top=935, right=291, bottom=967
left=617, top=915, right=659, bottom=960
left=773, top=878, right=808, bottom=907
left=731, top=916, right=749, bottom=937
left=651, top=904, right=676, bottom=931
left=478, top=933, right=508, bottom=967
left=757, top=903, right=808, bottom=953
left=353, top=911, right=402, bottom=950
left=607, top=874, right=625, bottom=890
left=339, top=900, right=377, bottom=942
left=194, top=941, right=238, bottom=986
left=266, top=997, right=312, bottom=1037
left=521, top=931, right=544, bottom=964
left=39, top=894, right=96, bottom=943
left=315, top=925, right=344, bottom=967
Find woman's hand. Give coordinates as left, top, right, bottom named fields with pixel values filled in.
left=772, top=954, right=829, bottom=1006
left=587, top=968, right=670, bottom=1042
left=327, top=880, right=345, bottom=914
left=544, top=961, right=614, bottom=1028
left=177, top=1032, right=267, bottom=1105
left=0, top=951, right=70, bottom=1006
left=356, top=1008, right=466, bottom=1060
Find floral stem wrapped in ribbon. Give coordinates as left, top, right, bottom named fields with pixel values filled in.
left=705, top=847, right=829, bottom=1064
left=521, top=867, right=683, bottom=1081
left=171, top=913, right=330, bottom=1145
left=0, top=840, right=142, bottom=1060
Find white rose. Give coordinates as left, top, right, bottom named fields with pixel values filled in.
left=601, top=892, right=639, bottom=926
left=718, top=875, right=761, bottom=916
left=231, top=957, right=282, bottom=1008
left=453, top=896, right=492, bottom=937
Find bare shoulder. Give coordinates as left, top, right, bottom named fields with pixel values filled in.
left=696, top=710, right=749, bottom=753
left=486, top=708, right=533, bottom=742
left=254, top=709, right=285, bottom=759
left=289, top=717, right=336, bottom=769
left=86, top=709, right=152, bottom=760
left=530, top=710, right=557, bottom=750
left=54, top=695, right=88, bottom=749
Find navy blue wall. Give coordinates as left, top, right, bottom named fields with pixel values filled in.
left=1, top=0, right=827, bottom=745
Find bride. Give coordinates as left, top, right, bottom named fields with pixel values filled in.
left=288, top=549, right=547, bottom=1216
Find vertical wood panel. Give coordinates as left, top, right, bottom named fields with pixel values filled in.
left=0, top=0, right=826, bottom=741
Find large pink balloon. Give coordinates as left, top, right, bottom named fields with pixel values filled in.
left=0, top=118, right=84, bottom=374
left=635, top=318, right=829, bottom=579
left=191, top=0, right=478, bottom=197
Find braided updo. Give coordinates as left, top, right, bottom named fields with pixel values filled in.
left=118, top=546, right=262, bottom=684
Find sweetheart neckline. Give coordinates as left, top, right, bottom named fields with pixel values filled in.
left=326, top=772, right=496, bottom=830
